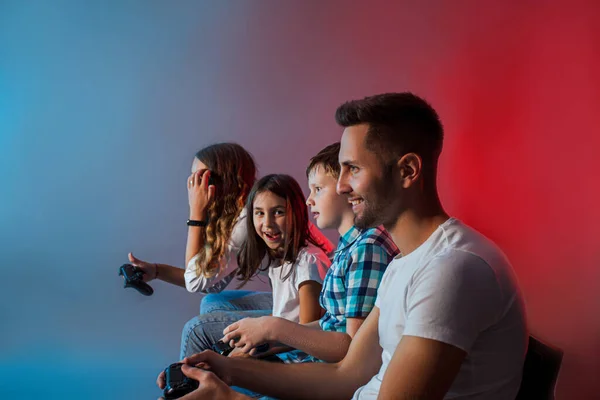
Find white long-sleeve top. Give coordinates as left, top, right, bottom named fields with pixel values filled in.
left=184, top=209, right=334, bottom=294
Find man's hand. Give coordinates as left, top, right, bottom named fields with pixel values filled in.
left=158, top=364, right=249, bottom=400
left=222, top=316, right=275, bottom=353
left=156, top=351, right=232, bottom=392
left=185, top=350, right=233, bottom=385
left=128, top=252, right=157, bottom=282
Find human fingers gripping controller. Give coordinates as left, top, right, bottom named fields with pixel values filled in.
left=161, top=363, right=241, bottom=400
left=158, top=352, right=232, bottom=397
left=127, top=252, right=158, bottom=283
left=118, top=263, right=154, bottom=296
left=162, top=363, right=200, bottom=399
left=212, top=339, right=270, bottom=357
left=212, top=340, right=235, bottom=356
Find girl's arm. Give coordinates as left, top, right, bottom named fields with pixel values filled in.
left=185, top=169, right=244, bottom=293
left=185, top=169, right=214, bottom=266
left=127, top=252, right=187, bottom=287
left=124, top=171, right=218, bottom=290
left=298, top=280, right=324, bottom=324
left=295, top=247, right=331, bottom=323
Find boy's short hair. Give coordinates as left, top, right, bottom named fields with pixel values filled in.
left=306, top=142, right=341, bottom=179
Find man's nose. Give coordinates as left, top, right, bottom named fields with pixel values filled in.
left=337, top=172, right=351, bottom=195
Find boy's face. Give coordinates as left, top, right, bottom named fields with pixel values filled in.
left=306, top=166, right=350, bottom=230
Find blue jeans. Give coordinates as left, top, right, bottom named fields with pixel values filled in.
left=200, top=290, right=273, bottom=314
left=180, top=291, right=274, bottom=398
left=180, top=291, right=273, bottom=359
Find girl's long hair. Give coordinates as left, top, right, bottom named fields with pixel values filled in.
left=193, top=143, right=256, bottom=278
left=236, top=174, right=327, bottom=285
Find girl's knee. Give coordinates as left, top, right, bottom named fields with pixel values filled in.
left=200, top=293, right=223, bottom=313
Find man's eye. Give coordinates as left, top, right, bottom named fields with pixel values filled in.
left=315, top=187, right=322, bottom=193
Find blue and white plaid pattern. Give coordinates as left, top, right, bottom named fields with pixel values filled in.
left=319, top=225, right=400, bottom=332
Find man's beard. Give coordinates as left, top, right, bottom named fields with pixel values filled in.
left=354, top=196, right=387, bottom=229
left=353, top=164, right=396, bottom=229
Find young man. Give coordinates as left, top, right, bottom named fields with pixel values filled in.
left=158, top=93, right=528, bottom=400
left=218, top=143, right=399, bottom=363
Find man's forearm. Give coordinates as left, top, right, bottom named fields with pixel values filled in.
left=271, top=318, right=352, bottom=363
left=229, top=357, right=358, bottom=400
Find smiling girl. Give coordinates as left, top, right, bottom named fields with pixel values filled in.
left=236, top=174, right=332, bottom=325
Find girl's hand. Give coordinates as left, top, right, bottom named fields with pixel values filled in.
left=127, top=252, right=157, bottom=282
left=187, top=169, right=215, bottom=220
left=221, top=316, right=274, bottom=353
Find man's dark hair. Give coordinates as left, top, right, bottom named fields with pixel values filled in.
left=306, top=142, right=341, bottom=179
left=335, top=93, right=443, bottom=169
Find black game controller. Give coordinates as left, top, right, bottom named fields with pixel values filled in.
left=212, top=340, right=270, bottom=356
left=163, top=363, right=200, bottom=399
left=118, top=263, right=154, bottom=296
left=212, top=340, right=234, bottom=356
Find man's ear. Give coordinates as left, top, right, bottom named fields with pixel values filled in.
left=397, top=153, right=422, bottom=189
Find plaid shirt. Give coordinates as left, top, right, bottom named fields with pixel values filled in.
left=319, top=225, right=400, bottom=333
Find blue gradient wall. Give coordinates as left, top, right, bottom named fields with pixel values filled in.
left=1, top=1, right=599, bottom=399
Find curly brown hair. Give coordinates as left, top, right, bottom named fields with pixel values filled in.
left=193, top=143, right=256, bottom=278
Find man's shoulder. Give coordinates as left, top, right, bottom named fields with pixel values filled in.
left=434, top=219, right=513, bottom=276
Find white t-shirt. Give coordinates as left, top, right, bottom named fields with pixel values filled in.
left=353, top=218, right=527, bottom=400
left=185, top=209, right=334, bottom=294
left=269, top=243, right=331, bottom=322
left=184, top=209, right=249, bottom=293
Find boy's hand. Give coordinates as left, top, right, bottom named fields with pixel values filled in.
left=222, top=316, right=276, bottom=353
left=228, top=346, right=253, bottom=358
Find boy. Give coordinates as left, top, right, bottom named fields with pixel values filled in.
left=220, top=142, right=399, bottom=363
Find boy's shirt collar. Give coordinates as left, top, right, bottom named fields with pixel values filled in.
left=335, top=225, right=362, bottom=254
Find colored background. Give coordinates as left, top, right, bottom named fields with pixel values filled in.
left=1, top=1, right=598, bottom=398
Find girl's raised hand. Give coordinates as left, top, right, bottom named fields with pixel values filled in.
left=187, top=169, right=215, bottom=220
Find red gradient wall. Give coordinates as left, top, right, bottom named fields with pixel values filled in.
left=223, top=2, right=600, bottom=398
left=429, top=4, right=600, bottom=398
